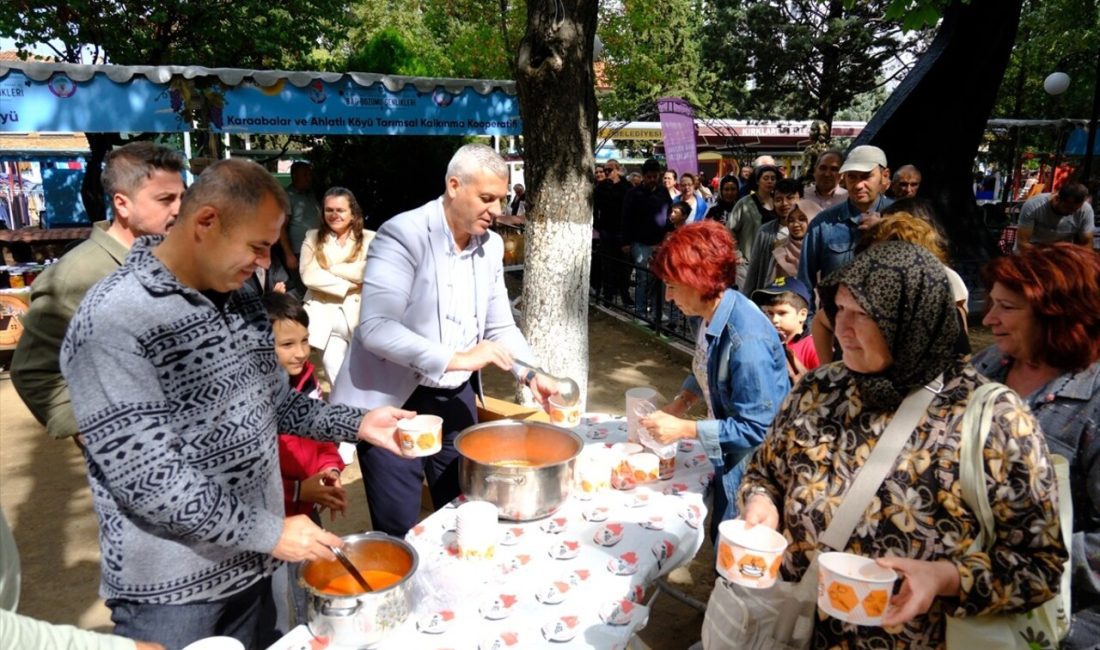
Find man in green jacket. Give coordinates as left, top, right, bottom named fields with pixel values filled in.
left=11, top=142, right=185, bottom=443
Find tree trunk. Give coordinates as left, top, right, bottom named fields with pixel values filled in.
left=81, top=133, right=122, bottom=224
left=855, top=0, right=1024, bottom=259
left=515, top=0, right=599, bottom=407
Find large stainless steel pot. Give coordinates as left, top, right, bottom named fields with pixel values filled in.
left=299, top=532, right=417, bottom=648
left=455, top=419, right=584, bottom=521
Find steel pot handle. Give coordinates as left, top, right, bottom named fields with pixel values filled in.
left=485, top=474, right=527, bottom=486
left=320, top=600, right=362, bottom=618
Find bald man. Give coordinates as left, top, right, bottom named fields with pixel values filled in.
left=891, top=165, right=922, bottom=200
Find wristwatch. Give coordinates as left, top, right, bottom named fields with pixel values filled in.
left=520, top=368, right=537, bottom=387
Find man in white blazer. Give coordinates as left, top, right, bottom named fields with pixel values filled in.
left=331, top=144, right=552, bottom=535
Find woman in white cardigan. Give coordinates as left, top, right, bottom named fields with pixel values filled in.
left=301, top=187, right=375, bottom=383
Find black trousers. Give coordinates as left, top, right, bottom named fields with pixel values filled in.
left=356, top=381, right=477, bottom=536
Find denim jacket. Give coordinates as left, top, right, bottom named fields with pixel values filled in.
left=798, top=195, right=893, bottom=302
left=682, top=289, right=790, bottom=525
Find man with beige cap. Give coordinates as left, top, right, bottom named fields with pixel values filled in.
left=797, top=145, right=893, bottom=305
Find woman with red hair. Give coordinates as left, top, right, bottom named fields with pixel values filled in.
left=640, top=220, right=790, bottom=541
left=971, top=243, right=1100, bottom=647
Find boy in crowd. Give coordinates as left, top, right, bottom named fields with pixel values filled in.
left=751, top=277, right=819, bottom=384
left=262, top=292, right=347, bottom=631
left=669, top=201, right=693, bottom=228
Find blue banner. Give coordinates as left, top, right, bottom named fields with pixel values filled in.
left=0, top=69, right=522, bottom=136
left=217, top=78, right=520, bottom=136
left=0, top=70, right=184, bottom=132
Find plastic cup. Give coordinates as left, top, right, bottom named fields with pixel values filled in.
left=816, top=552, right=898, bottom=626
left=715, top=519, right=789, bottom=589
left=625, top=387, right=658, bottom=443
left=635, top=406, right=678, bottom=480
left=455, top=500, right=499, bottom=561
left=548, top=395, right=582, bottom=428
left=397, top=414, right=443, bottom=457
left=182, top=638, right=245, bottom=650
left=632, top=399, right=658, bottom=418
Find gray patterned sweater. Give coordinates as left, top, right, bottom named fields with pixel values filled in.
left=61, top=237, right=364, bottom=604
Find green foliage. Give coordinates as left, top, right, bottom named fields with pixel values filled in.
left=422, top=0, right=521, bottom=79
left=0, top=0, right=350, bottom=68
left=835, top=85, right=890, bottom=122
left=984, top=0, right=1100, bottom=175
left=991, top=0, right=1099, bottom=121
left=340, top=0, right=524, bottom=79
left=842, top=0, right=955, bottom=30
left=348, top=27, right=438, bottom=76
left=598, top=0, right=729, bottom=120
left=704, top=1, right=931, bottom=128
left=312, top=1, right=526, bottom=223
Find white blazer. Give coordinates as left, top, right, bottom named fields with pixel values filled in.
left=300, top=229, right=373, bottom=349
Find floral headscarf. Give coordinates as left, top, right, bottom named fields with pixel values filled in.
left=819, top=241, right=962, bottom=410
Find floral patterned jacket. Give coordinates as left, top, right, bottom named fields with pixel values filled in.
left=740, top=362, right=1067, bottom=649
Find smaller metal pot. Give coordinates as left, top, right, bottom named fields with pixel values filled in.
left=299, top=532, right=418, bottom=648
left=455, top=419, right=584, bottom=521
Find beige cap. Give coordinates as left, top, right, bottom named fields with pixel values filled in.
left=839, top=145, right=888, bottom=174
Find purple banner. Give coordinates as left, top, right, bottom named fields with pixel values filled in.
left=657, top=97, right=698, bottom=179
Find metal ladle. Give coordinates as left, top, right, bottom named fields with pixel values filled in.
left=513, top=359, right=580, bottom=406
left=328, top=544, right=372, bottom=593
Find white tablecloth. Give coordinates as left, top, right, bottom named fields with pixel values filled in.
left=268, top=413, right=713, bottom=650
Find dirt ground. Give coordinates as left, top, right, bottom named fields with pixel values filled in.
left=0, top=307, right=714, bottom=648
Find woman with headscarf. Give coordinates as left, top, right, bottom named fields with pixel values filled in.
left=812, top=212, right=970, bottom=364
left=971, top=243, right=1100, bottom=648
left=738, top=242, right=1066, bottom=648
left=705, top=175, right=739, bottom=226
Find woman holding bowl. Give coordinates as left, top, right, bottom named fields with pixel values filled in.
left=301, top=187, right=375, bottom=382
left=971, top=242, right=1100, bottom=648
left=641, top=221, right=790, bottom=541
left=739, top=241, right=1066, bottom=647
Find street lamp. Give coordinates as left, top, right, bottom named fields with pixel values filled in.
left=1044, top=71, right=1071, bottom=96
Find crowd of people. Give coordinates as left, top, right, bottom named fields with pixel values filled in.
left=2, top=138, right=1098, bottom=650
left=597, top=146, right=1097, bottom=648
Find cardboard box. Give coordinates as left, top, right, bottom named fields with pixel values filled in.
left=476, top=394, right=550, bottom=423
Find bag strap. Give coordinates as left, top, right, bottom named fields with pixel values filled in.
left=958, top=382, right=1009, bottom=551
left=959, top=382, right=1074, bottom=554
left=819, top=374, right=944, bottom=551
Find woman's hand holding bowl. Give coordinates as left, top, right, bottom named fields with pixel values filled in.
left=741, top=491, right=780, bottom=530
left=875, top=556, right=961, bottom=627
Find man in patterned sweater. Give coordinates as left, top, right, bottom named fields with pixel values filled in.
left=61, top=159, right=410, bottom=649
